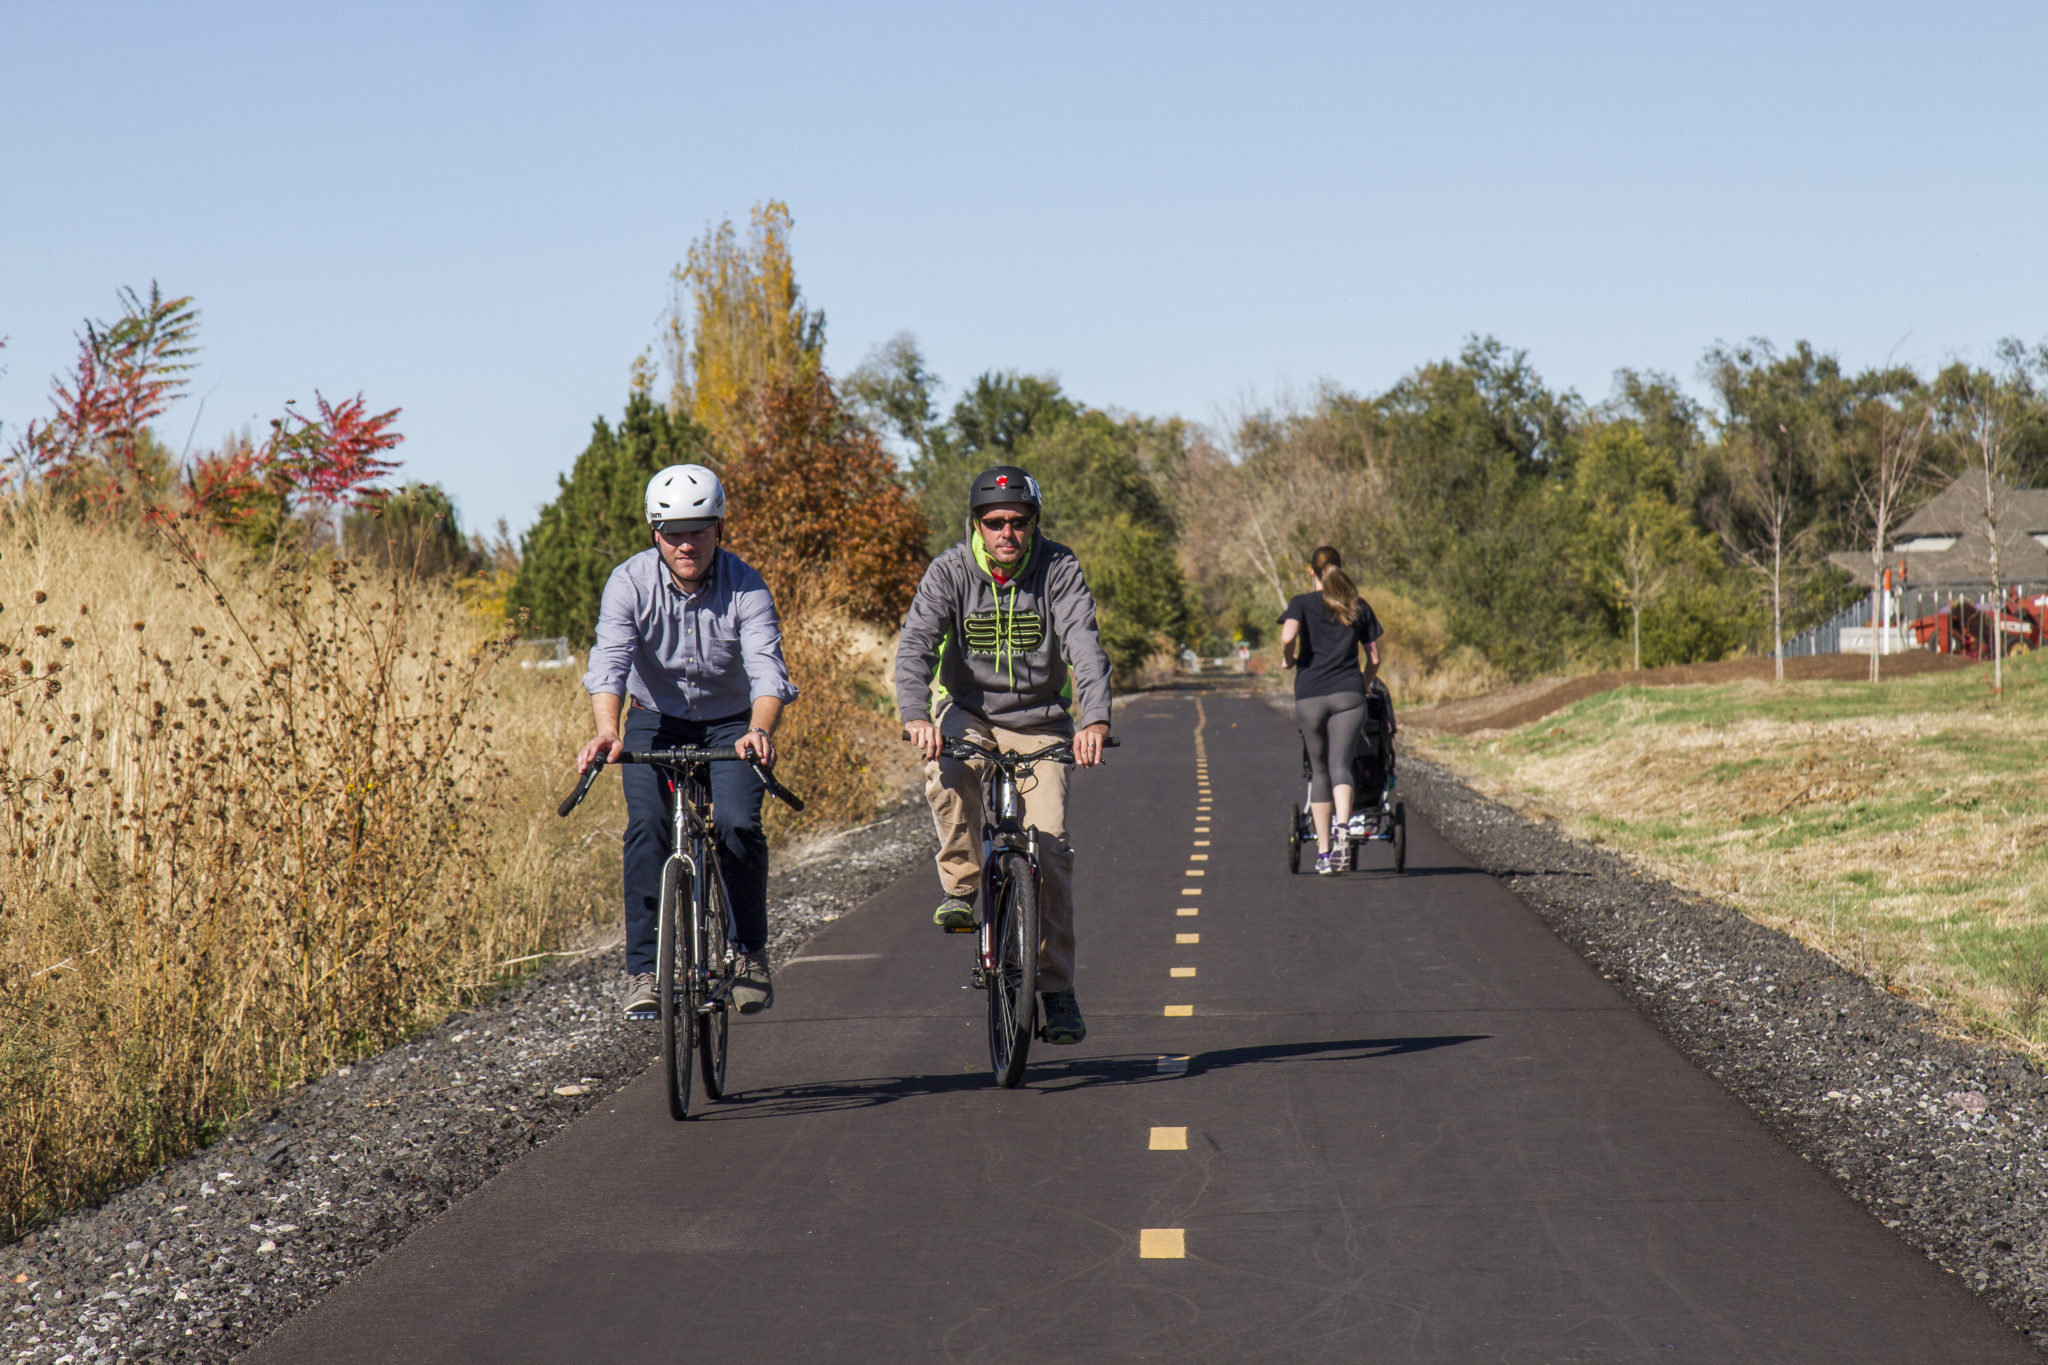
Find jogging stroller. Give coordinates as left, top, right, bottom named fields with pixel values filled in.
left=1287, top=678, right=1406, bottom=875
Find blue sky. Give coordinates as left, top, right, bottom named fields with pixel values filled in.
left=3, top=2, right=2043, bottom=535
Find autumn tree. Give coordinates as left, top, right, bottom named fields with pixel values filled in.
left=664, top=201, right=824, bottom=456
left=718, top=371, right=928, bottom=624
left=14, top=284, right=199, bottom=510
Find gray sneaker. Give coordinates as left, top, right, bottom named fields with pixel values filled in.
left=620, top=972, right=657, bottom=1019
left=732, top=951, right=774, bottom=1014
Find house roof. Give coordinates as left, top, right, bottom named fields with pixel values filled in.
left=1828, top=470, right=2048, bottom=586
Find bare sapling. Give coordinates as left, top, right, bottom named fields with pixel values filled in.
left=1612, top=518, right=1670, bottom=671
left=1853, top=397, right=1932, bottom=683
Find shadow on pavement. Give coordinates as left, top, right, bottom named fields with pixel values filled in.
left=698, top=1034, right=1488, bottom=1120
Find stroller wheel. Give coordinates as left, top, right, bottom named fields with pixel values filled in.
left=1287, top=802, right=1303, bottom=874
left=1393, top=802, right=1407, bottom=875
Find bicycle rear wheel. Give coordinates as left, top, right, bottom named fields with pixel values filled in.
left=986, top=851, right=1038, bottom=1087
left=697, top=865, right=732, bottom=1100
left=1393, top=802, right=1408, bottom=875
left=658, top=857, right=696, bottom=1121
left=1287, top=802, right=1303, bottom=874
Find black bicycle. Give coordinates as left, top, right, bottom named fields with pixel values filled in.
left=559, top=747, right=804, bottom=1120
left=921, top=732, right=1118, bottom=1087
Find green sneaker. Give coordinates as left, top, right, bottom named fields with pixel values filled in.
left=1039, top=989, right=1086, bottom=1045
left=933, top=895, right=975, bottom=932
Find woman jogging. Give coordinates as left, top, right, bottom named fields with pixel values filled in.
left=1279, top=546, right=1383, bottom=875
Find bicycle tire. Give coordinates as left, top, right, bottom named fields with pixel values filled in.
left=1393, top=802, right=1407, bottom=875
left=698, top=864, right=731, bottom=1100
left=986, top=851, right=1038, bottom=1088
left=1288, top=802, right=1303, bottom=874
left=658, top=857, right=696, bottom=1121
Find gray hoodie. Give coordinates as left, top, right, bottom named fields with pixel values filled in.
left=894, top=530, right=1113, bottom=734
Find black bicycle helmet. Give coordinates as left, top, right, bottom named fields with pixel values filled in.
left=967, top=465, right=1042, bottom=515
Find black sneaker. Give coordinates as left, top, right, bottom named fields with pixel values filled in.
left=1039, top=989, right=1086, bottom=1045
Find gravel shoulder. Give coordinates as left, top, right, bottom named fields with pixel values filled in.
left=2, top=803, right=939, bottom=1365
left=1398, top=754, right=2048, bottom=1351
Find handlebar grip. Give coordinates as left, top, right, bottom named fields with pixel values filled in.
left=1104, top=737, right=1121, bottom=748
left=557, top=762, right=603, bottom=817
left=759, top=767, right=806, bottom=813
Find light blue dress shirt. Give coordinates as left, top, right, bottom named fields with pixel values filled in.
left=582, top=548, right=798, bottom=719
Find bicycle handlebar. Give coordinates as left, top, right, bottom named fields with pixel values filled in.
left=556, top=748, right=807, bottom=817
left=899, top=729, right=1119, bottom=767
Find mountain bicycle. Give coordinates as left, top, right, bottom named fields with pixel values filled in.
left=559, top=747, right=804, bottom=1120
left=919, top=732, right=1118, bottom=1088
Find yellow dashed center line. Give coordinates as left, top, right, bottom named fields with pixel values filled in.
left=1150, top=1127, right=1188, bottom=1150
left=1189, top=853, right=1208, bottom=861
left=1164, top=1004, right=1193, bottom=1017
left=1140, top=1228, right=1186, bottom=1258
left=1176, top=907, right=1199, bottom=916
left=1184, top=869, right=1205, bottom=877
left=1170, top=966, right=1196, bottom=978
left=1177, top=932, right=1199, bottom=944
left=1157, top=1055, right=1189, bottom=1072
left=1193, top=840, right=1210, bottom=846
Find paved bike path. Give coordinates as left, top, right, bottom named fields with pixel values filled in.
left=246, top=692, right=2031, bottom=1362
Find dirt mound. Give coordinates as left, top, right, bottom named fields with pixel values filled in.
left=1408, top=652, right=1978, bottom=735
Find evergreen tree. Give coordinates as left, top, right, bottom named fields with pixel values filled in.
left=508, top=393, right=711, bottom=641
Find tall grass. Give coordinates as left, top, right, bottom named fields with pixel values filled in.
left=0, top=500, right=616, bottom=1239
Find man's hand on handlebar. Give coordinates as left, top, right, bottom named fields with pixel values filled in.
left=576, top=730, right=624, bottom=773
left=903, top=718, right=943, bottom=762
left=1073, top=722, right=1110, bottom=768
left=735, top=726, right=777, bottom=770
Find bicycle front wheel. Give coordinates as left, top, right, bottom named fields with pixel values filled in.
left=658, top=857, right=696, bottom=1121
left=697, top=864, right=732, bottom=1100
left=986, top=851, right=1039, bottom=1088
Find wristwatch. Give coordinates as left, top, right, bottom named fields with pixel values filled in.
left=746, top=727, right=772, bottom=744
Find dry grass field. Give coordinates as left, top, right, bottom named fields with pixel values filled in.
left=1413, top=651, right=2048, bottom=1049
left=0, top=501, right=900, bottom=1239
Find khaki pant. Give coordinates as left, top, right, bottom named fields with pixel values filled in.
left=923, top=711, right=1077, bottom=993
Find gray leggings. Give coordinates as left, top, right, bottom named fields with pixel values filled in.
left=1295, top=691, right=1366, bottom=804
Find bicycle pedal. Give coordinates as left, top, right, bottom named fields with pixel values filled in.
left=625, top=1007, right=657, bottom=1022
left=942, top=923, right=977, bottom=934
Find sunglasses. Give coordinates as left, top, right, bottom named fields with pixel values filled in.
left=979, top=515, right=1036, bottom=533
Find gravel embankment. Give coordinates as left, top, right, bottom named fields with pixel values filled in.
left=2, top=805, right=938, bottom=1365
left=1400, top=755, right=2048, bottom=1351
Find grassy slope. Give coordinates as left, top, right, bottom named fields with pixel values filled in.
left=1415, top=651, right=2048, bottom=1047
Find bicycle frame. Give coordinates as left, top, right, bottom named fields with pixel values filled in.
left=973, top=761, right=1040, bottom=987
left=654, top=760, right=731, bottom=1012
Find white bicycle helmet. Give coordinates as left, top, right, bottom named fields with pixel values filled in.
left=645, top=464, right=726, bottom=527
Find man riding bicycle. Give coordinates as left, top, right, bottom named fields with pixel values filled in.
left=578, top=464, right=797, bottom=1020
left=895, top=465, right=1112, bottom=1045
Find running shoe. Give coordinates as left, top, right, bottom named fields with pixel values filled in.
left=619, top=972, right=657, bottom=1020
left=933, top=895, right=976, bottom=931
left=1330, top=838, right=1351, bottom=872
left=732, top=951, right=774, bottom=1014
left=1347, top=812, right=1369, bottom=838
left=1039, top=989, right=1086, bottom=1044
left=1314, top=851, right=1335, bottom=875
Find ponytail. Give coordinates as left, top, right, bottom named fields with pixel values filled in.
left=1309, top=545, right=1358, bottom=626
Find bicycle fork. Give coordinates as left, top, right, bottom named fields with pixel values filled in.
left=970, top=829, right=1038, bottom=991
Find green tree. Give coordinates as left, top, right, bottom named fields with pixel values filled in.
left=909, top=371, right=1079, bottom=555
left=343, top=482, right=481, bottom=581
left=508, top=393, right=711, bottom=641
